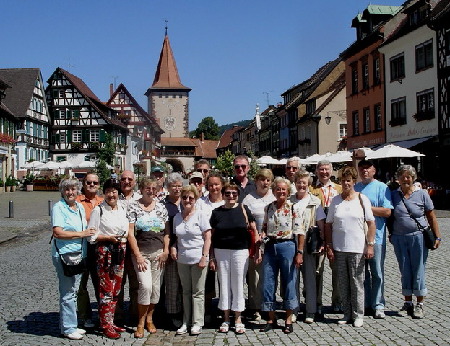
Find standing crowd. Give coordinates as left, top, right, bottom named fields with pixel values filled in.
left=50, top=156, right=442, bottom=340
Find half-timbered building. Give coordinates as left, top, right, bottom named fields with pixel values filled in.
left=46, top=68, right=128, bottom=168
left=107, top=83, right=163, bottom=173
left=0, top=68, right=50, bottom=174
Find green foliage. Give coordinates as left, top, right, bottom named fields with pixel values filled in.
left=215, top=150, right=235, bottom=178
left=24, top=173, right=35, bottom=185
left=217, top=120, right=251, bottom=136
left=193, top=117, right=220, bottom=140
left=96, top=160, right=110, bottom=185
left=247, top=150, right=259, bottom=180
left=5, top=175, right=18, bottom=186
left=96, top=133, right=115, bottom=184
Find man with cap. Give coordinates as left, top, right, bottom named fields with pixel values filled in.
left=355, top=159, right=393, bottom=319
left=231, top=155, right=256, bottom=202
left=151, top=166, right=167, bottom=202
left=190, top=171, right=206, bottom=206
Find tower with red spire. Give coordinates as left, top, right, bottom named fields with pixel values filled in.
left=145, top=26, right=191, bottom=138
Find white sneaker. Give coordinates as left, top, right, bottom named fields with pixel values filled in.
left=337, top=315, right=351, bottom=325
left=304, top=313, right=314, bottom=324
left=176, top=324, right=188, bottom=335
left=353, top=318, right=364, bottom=327
left=374, top=309, right=385, bottom=319
left=76, top=328, right=86, bottom=335
left=64, top=331, right=84, bottom=340
left=190, top=325, right=202, bottom=335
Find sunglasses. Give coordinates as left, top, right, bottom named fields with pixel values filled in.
left=286, top=166, right=298, bottom=171
left=224, top=191, right=238, bottom=197
left=182, top=195, right=195, bottom=201
left=86, top=181, right=99, bottom=186
left=234, top=165, right=247, bottom=170
left=197, top=169, right=209, bottom=173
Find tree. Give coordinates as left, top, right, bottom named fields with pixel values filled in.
left=193, top=116, right=220, bottom=140
left=246, top=150, right=259, bottom=180
left=96, top=133, right=115, bottom=184
left=215, top=150, right=234, bottom=178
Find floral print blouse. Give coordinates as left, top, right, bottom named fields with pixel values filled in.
left=264, top=200, right=303, bottom=239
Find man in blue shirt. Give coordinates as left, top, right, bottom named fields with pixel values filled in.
left=355, top=160, right=393, bottom=319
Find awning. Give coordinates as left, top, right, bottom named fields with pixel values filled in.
left=374, top=136, right=434, bottom=150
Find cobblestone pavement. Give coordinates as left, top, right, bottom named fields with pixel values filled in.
left=0, top=192, right=449, bottom=345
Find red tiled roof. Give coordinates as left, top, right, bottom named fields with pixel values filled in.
left=217, top=126, right=243, bottom=149
left=161, top=137, right=197, bottom=147
left=195, top=139, right=219, bottom=159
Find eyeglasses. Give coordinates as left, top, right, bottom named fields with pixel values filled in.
left=286, top=166, right=298, bottom=171
left=86, top=181, right=99, bottom=186
left=182, top=195, right=195, bottom=201
left=121, top=177, right=133, bottom=182
left=197, top=169, right=209, bottom=173
left=224, top=191, right=238, bottom=197
left=234, top=165, right=247, bottom=170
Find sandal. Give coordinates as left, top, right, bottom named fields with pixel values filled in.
left=219, top=322, right=230, bottom=333
left=260, top=322, right=277, bottom=332
left=235, top=323, right=246, bottom=334
left=284, top=323, right=293, bottom=334
left=134, top=327, right=144, bottom=338
left=146, top=321, right=157, bottom=334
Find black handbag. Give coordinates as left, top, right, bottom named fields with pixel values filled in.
left=305, top=206, right=322, bottom=254
left=400, top=193, right=436, bottom=250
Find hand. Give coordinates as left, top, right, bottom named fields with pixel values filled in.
left=83, top=228, right=96, bottom=238
left=294, top=253, right=303, bottom=268
left=209, top=259, right=217, bottom=271
left=136, top=255, right=147, bottom=272
left=326, top=246, right=334, bottom=262
left=198, top=256, right=208, bottom=268
left=156, top=251, right=169, bottom=269
left=254, top=249, right=262, bottom=265
left=434, top=238, right=441, bottom=249
left=170, top=247, right=178, bottom=261
left=364, top=246, right=374, bottom=259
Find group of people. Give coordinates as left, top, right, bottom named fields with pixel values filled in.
left=50, top=156, right=442, bottom=340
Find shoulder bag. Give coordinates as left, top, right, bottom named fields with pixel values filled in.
left=305, top=206, right=322, bottom=254
left=400, top=193, right=436, bottom=250
left=241, top=203, right=257, bottom=258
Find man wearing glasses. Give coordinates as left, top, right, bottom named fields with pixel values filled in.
left=285, top=157, right=302, bottom=195
left=195, top=159, right=210, bottom=179
left=231, top=155, right=256, bottom=202
left=76, top=173, right=103, bottom=328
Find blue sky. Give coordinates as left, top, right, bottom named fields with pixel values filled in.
left=1, top=0, right=405, bottom=130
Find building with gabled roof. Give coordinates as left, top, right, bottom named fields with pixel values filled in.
left=46, top=67, right=128, bottom=169
left=107, top=83, right=163, bottom=173
left=0, top=68, right=50, bottom=176
left=217, top=125, right=243, bottom=156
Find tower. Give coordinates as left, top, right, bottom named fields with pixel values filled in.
left=145, top=28, right=191, bottom=138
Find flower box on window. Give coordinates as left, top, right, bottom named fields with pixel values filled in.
left=413, top=111, right=435, bottom=122
left=389, top=118, right=407, bottom=126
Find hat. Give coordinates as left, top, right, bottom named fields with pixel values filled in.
left=358, top=159, right=375, bottom=168
left=151, top=166, right=164, bottom=173
left=190, top=172, right=204, bottom=181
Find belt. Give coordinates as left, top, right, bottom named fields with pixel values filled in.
left=268, top=237, right=294, bottom=243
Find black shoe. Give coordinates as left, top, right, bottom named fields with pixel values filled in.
left=283, top=323, right=293, bottom=334
left=260, top=322, right=277, bottom=332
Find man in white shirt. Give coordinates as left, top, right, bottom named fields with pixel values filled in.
left=285, top=157, right=301, bottom=195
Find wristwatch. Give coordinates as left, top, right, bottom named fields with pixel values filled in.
left=297, top=250, right=304, bottom=255
left=367, top=241, right=375, bottom=246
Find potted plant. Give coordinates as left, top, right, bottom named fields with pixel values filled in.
left=5, top=175, right=15, bottom=192
left=0, top=178, right=4, bottom=193
left=24, top=173, right=35, bottom=192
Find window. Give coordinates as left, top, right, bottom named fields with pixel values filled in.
left=415, top=88, right=435, bottom=121
left=352, top=111, right=359, bottom=136
left=390, top=53, right=405, bottom=81
left=416, top=39, right=433, bottom=71
left=339, top=123, right=347, bottom=139
left=362, top=62, right=369, bottom=90
left=306, top=99, right=316, bottom=115
left=59, top=90, right=65, bottom=98
left=446, top=30, right=450, bottom=56
left=391, top=97, right=407, bottom=126
left=374, top=104, right=382, bottom=131
left=90, top=130, right=100, bottom=142
left=373, top=57, right=381, bottom=85
left=351, top=65, right=358, bottom=94
left=363, top=108, right=370, bottom=133
left=59, top=110, right=66, bottom=119
left=59, top=131, right=66, bottom=143
left=72, top=130, right=82, bottom=142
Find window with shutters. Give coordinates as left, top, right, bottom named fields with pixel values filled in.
left=352, top=111, right=359, bottom=136
left=391, top=97, right=407, bottom=126
left=415, top=39, right=433, bottom=71
left=374, top=104, right=382, bottom=131
left=390, top=53, right=405, bottom=81
left=72, top=130, right=82, bottom=142
left=90, top=130, right=99, bottom=142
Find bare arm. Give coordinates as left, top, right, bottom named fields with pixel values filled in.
left=52, top=226, right=95, bottom=240
left=127, top=223, right=147, bottom=271
left=365, top=220, right=376, bottom=258
left=371, top=206, right=391, bottom=218
left=425, top=209, right=441, bottom=249
left=199, top=229, right=212, bottom=268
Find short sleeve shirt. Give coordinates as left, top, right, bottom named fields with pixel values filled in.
left=264, top=200, right=303, bottom=239
left=243, top=191, right=276, bottom=233
left=88, top=202, right=129, bottom=243
left=127, top=201, right=168, bottom=254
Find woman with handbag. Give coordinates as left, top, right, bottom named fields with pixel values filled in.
left=290, top=169, right=326, bottom=324
left=260, top=177, right=302, bottom=334
left=210, top=183, right=260, bottom=334
left=88, top=179, right=130, bottom=339
left=171, top=185, right=211, bottom=336
left=390, top=165, right=441, bottom=319
left=51, top=178, right=96, bottom=340
left=325, top=166, right=376, bottom=328
left=127, top=177, right=170, bottom=338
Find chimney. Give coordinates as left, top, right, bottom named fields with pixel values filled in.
left=110, top=83, right=114, bottom=97
left=201, top=132, right=205, bottom=142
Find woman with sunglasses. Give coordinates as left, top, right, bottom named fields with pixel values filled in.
left=126, top=178, right=170, bottom=338
left=88, top=179, right=129, bottom=339
left=170, top=185, right=211, bottom=336
left=210, top=183, right=260, bottom=334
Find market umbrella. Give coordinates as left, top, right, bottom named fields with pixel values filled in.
left=41, top=161, right=62, bottom=170
left=302, top=153, right=325, bottom=165
left=366, top=144, right=425, bottom=160
left=327, top=151, right=353, bottom=163
left=22, top=161, right=44, bottom=169
left=75, top=161, right=97, bottom=169
left=257, top=156, right=280, bottom=165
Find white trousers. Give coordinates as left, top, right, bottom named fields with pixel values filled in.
left=215, top=248, right=249, bottom=312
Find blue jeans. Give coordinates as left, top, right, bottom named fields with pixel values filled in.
left=364, top=243, right=386, bottom=310
left=52, top=256, right=82, bottom=335
left=391, top=232, right=428, bottom=297
left=261, top=240, right=298, bottom=311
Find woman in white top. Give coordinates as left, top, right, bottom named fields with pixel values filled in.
left=242, top=168, right=275, bottom=320
left=198, top=172, right=225, bottom=215
left=325, top=166, right=376, bottom=328
left=171, top=185, right=211, bottom=336
left=88, top=179, right=130, bottom=339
